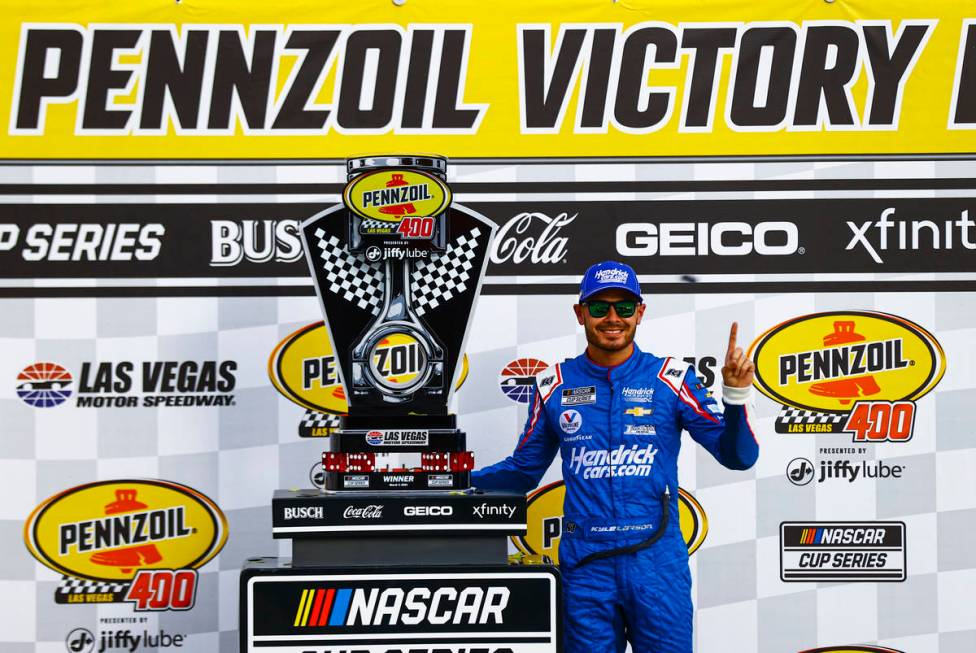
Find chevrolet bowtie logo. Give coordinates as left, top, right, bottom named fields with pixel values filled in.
left=625, top=407, right=652, bottom=417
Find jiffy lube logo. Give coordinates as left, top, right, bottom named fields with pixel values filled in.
left=511, top=481, right=708, bottom=564
left=24, top=479, right=226, bottom=608
left=750, top=311, right=945, bottom=442
left=343, top=169, right=451, bottom=223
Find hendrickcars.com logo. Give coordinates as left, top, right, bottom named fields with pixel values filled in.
left=749, top=311, right=944, bottom=442
left=15, top=360, right=237, bottom=408
left=268, top=322, right=468, bottom=437
left=25, top=479, right=227, bottom=609
left=511, top=480, right=707, bottom=564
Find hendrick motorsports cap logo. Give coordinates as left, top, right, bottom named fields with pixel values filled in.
left=25, top=479, right=227, bottom=608
left=512, top=481, right=708, bottom=564
left=17, top=362, right=73, bottom=407
left=595, top=268, right=628, bottom=284
left=749, top=311, right=945, bottom=442
left=498, top=358, right=549, bottom=403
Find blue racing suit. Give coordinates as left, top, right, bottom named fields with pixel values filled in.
left=472, top=345, right=758, bottom=653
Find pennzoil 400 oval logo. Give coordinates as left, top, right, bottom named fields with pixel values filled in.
left=343, top=169, right=451, bottom=224
left=749, top=311, right=945, bottom=442
left=24, top=479, right=226, bottom=609
left=268, top=322, right=469, bottom=436
left=510, top=481, right=707, bottom=564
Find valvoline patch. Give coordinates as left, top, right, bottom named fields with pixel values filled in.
left=559, top=409, right=582, bottom=434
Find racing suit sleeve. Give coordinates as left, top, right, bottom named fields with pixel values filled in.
left=678, top=367, right=759, bottom=471
left=471, top=384, right=559, bottom=492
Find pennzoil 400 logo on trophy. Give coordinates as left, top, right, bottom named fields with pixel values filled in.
left=749, top=311, right=945, bottom=442
left=300, top=155, right=493, bottom=415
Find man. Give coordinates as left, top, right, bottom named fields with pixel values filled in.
left=472, top=260, right=758, bottom=653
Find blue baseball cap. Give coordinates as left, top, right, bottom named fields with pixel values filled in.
left=578, top=261, right=642, bottom=302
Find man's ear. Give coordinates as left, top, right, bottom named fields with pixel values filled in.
left=573, top=304, right=585, bottom=325
left=635, top=302, right=646, bottom=325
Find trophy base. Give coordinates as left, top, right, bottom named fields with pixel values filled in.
left=239, top=559, right=561, bottom=653
left=272, top=488, right=526, bottom=539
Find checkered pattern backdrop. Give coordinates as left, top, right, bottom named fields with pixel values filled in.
left=1, top=159, right=975, bottom=653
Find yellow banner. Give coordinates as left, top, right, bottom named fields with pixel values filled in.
left=3, top=0, right=976, bottom=158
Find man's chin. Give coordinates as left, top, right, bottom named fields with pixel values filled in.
left=591, top=336, right=631, bottom=352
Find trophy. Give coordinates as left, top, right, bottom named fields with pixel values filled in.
left=240, top=156, right=559, bottom=653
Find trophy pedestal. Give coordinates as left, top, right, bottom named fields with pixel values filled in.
left=241, top=489, right=562, bottom=653
left=239, top=559, right=561, bottom=653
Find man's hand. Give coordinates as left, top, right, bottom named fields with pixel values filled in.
left=721, top=322, right=755, bottom=388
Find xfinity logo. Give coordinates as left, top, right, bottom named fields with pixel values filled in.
left=342, top=505, right=383, bottom=519
left=846, top=207, right=976, bottom=264
left=404, top=505, right=453, bottom=517
left=616, top=222, right=799, bottom=256
left=283, top=506, right=323, bottom=520
left=473, top=503, right=516, bottom=519
left=490, top=212, right=574, bottom=264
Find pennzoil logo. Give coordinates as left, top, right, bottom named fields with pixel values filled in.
left=268, top=322, right=468, bottom=436
left=343, top=169, right=451, bottom=225
left=800, top=646, right=904, bottom=653
left=25, top=480, right=226, bottom=609
left=750, top=311, right=945, bottom=442
left=511, top=481, right=707, bottom=564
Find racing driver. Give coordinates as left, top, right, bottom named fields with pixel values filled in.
left=472, top=260, right=759, bottom=653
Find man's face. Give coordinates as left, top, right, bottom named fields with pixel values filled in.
left=573, top=289, right=645, bottom=353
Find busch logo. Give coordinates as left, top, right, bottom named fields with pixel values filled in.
left=283, top=506, right=323, bottom=520
left=594, top=267, right=628, bottom=284
left=490, top=212, right=574, bottom=264
left=210, top=220, right=303, bottom=267
left=342, top=505, right=383, bottom=519
left=570, top=444, right=657, bottom=479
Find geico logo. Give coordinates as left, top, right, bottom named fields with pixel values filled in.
left=569, top=444, right=657, bottom=479
left=210, top=220, right=303, bottom=267
left=616, top=222, right=799, bottom=256
left=779, top=338, right=908, bottom=385
left=283, top=506, right=323, bottom=520
left=404, top=506, right=453, bottom=516
left=348, top=586, right=510, bottom=626
left=60, top=507, right=190, bottom=555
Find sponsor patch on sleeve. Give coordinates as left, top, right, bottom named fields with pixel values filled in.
left=561, top=386, right=596, bottom=405
left=534, top=364, right=563, bottom=403
left=657, top=358, right=688, bottom=394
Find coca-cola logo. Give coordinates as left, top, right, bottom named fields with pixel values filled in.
left=490, top=212, right=575, bottom=265
left=342, top=504, right=383, bottom=519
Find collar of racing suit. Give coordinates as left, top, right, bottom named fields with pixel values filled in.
left=580, top=343, right=642, bottom=380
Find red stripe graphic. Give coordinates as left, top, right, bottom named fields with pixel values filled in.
left=318, top=588, right=336, bottom=626
left=679, top=383, right=719, bottom=424
left=518, top=391, right=543, bottom=450
left=308, top=589, right=325, bottom=626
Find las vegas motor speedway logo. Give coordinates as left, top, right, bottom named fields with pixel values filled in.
left=15, top=360, right=237, bottom=408
left=25, top=479, right=227, bottom=608
left=498, top=357, right=550, bottom=404
left=749, top=311, right=945, bottom=442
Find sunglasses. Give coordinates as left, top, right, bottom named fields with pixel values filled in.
left=582, top=299, right=640, bottom=318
